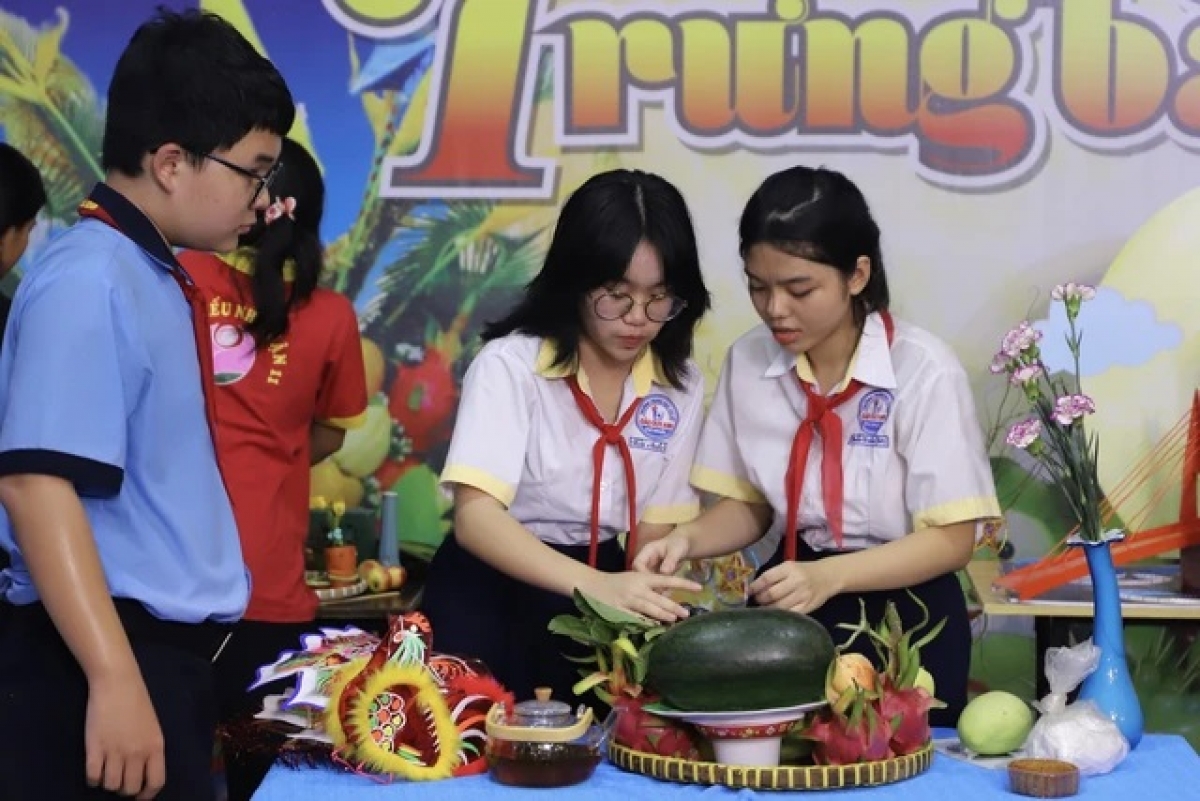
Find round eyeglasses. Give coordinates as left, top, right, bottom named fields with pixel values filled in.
left=593, top=290, right=688, bottom=323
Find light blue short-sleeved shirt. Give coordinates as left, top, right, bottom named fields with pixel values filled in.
left=0, top=183, right=249, bottom=624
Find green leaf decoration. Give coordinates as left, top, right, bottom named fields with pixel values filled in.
left=546, top=615, right=593, bottom=644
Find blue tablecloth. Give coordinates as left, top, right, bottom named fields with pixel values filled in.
left=253, top=734, right=1199, bottom=800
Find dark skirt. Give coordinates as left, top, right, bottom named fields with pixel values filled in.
left=756, top=538, right=971, bottom=727
left=419, top=533, right=625, bottom=706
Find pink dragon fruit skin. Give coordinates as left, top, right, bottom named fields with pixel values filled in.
left=877, top=682, right=935, bottom=756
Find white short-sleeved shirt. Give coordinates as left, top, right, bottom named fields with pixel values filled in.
left=692, top=312, right=1000, bottom=551
left=441, top=334, right=704, bottom=546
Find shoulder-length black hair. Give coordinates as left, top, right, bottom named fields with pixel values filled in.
left=237, top=137, right=324, bottom=346
left=739, top=165, right=890, bottom=319
left=483, top=169, right=710, bottom=389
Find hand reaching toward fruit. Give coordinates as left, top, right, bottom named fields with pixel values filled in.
left=631, top=530, right=690, bottom=576
left=580, top=570, right=700, bottom=623
left=749, top=560, right=840, bottom=614
left=548, top=591, right=704, bottom=760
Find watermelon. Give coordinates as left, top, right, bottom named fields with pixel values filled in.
left=646, top=608, right=835, bottom=712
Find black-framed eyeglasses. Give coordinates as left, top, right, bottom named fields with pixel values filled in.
left=593, top=290, right=687, bottom=323
left=204, top=153, right=281, bottom=209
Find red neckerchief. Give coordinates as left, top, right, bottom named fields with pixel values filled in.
left=76, top=194, right=228, bottom=491
left=566, top=376, right=642, bottom=569
left=783, top=311, right=896, bottom=561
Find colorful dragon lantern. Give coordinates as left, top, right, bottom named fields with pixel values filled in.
left=250, top=612, right=511, bottom=780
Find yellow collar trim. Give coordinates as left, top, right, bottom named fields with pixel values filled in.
left=792, top=312, right=896, bottom=394
left=794, top=344, right=863, bottom=394
left=535, top=339, right=666, bottom=396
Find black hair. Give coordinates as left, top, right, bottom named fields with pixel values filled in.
left=101, top=7, right=295, bottom=176
left=739, top=165, right=890, bottom=318
left=483, top=169, right=710, bottom=389
left=0, top=143, right=46, bottom=232
left=237, top=138, right=323, bottom=346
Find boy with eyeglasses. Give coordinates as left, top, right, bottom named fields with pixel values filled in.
left=0, top=9, right=294, bottom=801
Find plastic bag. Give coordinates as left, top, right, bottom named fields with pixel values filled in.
left=1024, top=638, right=1129, bottom=776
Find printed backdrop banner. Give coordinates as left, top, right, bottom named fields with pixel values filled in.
left=1, top=0, right=1198, bottom=735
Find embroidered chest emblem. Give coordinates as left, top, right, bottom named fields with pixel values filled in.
left=629, top=393, right=680, bottom=453
left=849, top=389, right=893, bottom=448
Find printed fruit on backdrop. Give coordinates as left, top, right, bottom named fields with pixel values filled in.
left=333, top=401, right=392, bottom=478
left=361, top=337, right=386, bottom=397
left=339, top=473, right=365, bottom=509
left=387, top=348, right=458, bottom=455
left=375, top=457, right=419, bottom=494
left=957, top=691, right=1035, bottom=755
left=311, top=459, right=365, bottom=509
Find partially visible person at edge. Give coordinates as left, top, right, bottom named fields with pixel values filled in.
left=634, top=165, right=1001, bottom=726
left=0, top=143, right=47, bottom=584
left=178, top=136, right=368, bottom=801
left=0, top=9, right=294, bottom=801
left=0, top=142, right=47, bottom=340
left=422, top=169, right=712, bottom=705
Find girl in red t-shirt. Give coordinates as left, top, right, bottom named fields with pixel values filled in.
left=179, top=138, right=367, bottom=801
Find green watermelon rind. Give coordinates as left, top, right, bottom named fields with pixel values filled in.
left=645, top=608, right=835, bottom=712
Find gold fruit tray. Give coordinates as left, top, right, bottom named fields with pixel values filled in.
left=608, top=741, right=933, bottom=791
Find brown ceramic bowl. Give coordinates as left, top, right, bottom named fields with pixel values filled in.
left=1008, top=758, right=1080, bottom=798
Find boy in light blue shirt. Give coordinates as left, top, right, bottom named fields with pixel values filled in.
left=0, top=9, right=294, bottom=801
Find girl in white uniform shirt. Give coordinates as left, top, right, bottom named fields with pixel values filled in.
left=422, top=170, right=710, bottom=703
left=636, top=166, right=1001, bottom=724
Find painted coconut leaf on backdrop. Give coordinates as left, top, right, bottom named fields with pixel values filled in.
left=0, top=8, right=102, bottom=224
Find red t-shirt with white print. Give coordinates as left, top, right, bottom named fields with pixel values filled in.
left=179, top=250, right=368, bottom=622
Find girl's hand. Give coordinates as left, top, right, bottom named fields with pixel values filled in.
left=749, top=560, right=840, bottom=614
left=631, top=530, right=691, bottom=576
left=582, top=570, right=701, bottom=623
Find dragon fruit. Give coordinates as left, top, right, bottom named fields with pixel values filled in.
left=613, top=697, right=702, bottom=760
left=877, top=680, right=938, bottom=756
left=808, top=702, right=894, bottom=765
left=803, top=593, right=948, bottom=764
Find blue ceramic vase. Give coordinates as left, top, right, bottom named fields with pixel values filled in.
left=1076, top=538, right=1144, bottom=748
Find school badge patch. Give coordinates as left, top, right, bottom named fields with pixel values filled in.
left=849, top=389, right=893, bottom=448
left=630, top=393, right=679, bottom=453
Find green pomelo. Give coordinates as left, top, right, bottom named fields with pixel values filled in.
left=957, top=691, right=1035, bottom=756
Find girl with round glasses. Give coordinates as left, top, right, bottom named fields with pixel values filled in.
left=422, top=169, right=711, bottom=704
